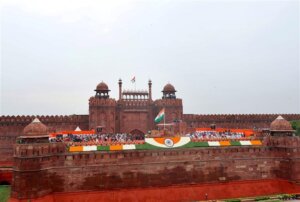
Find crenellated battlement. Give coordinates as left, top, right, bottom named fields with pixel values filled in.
left=183, top=114, right=300, bottom=122
left=0, top=115, right=89, bottom=164
left=13, top=137, right=300, bottom=172
left=154, top=98, right=183, bottom=106
left=12, top=143, right=286, bottom=171
left=265, top=136, right=300, bottom=148
left=89, top=97, right=116, bottom=106
left=14, top=143, right=66, bottom=158
left=0, top=114, right=89, bottom=135
left=60, top=145, right=296, bottom=164
left=182, top=114, right=300, bottom=130
left=11, top=136, right=300, bottom=200
left=0, top=115, right=89, bottom=125
left=118, top=99, right=153, bottom=108
left=5, top=80, right=300, bottom=201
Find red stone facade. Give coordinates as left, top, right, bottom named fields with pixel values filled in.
left=88, top=80, right=183, bottom=135
left=183, top=114, right=300, bottom=131
left=10, top=135, right=300, bottom=200
left=1, top=80, right=300, bottom=188
left=0, top=115, right=89, bottom=167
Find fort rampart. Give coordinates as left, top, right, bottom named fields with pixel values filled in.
left=0, top=115, right=89, bottom=164
left=11, top=136, right=300, bottom=200
left=1, top=114, right=300, bottom=168
left=183, top=114, right=300, bottom=129
left=0, top=115, right=89, bottom=135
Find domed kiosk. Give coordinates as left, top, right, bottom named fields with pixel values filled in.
left=18, top=118, right=49, bottom=143
left=270, top=116, right=294, bottom=136
left=95, top=81, right=110, bottom=98
left=162, top=83, right=176, bottom=99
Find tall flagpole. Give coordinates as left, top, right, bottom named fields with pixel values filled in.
left=164, top=108, right=165, bottom=131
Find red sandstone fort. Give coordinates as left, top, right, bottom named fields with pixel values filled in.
left=1, top=80, right=300, bottom=201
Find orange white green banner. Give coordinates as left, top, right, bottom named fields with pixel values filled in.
left=68, top=137, right=262, bottom=152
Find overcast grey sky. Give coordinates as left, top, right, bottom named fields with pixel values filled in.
left=0, top=0, right=299, bottom=115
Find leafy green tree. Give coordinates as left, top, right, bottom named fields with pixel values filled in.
left=290, top=120, right=300, bottom=136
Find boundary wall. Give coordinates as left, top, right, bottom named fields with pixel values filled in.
left=11, top=136, right=300, bottom=200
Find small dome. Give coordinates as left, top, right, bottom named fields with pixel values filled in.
left=162, top=83, right=176, bottom=92
left=96, top=82, right=109, bottom=91
left=270, top=116, right=293, bottom=131
left=23, top=118, right=48, bottom=137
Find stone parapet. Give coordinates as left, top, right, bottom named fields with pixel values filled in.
left=11, top=136, right=300, bottom=199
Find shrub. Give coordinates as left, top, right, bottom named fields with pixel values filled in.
left=225, top=199, right=241, bottom=202
left=254, top=196, right=270, bottom=201
left=278, top=194, right=295, bottom=200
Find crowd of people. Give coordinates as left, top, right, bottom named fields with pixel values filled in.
left=49, top=130, right=249, bottom=146
left=187, top=131, right=246, bottom=141
left=50, top=133, right=145, bottom=146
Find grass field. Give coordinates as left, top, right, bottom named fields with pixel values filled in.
left=0, top=185, right=11, bottom=202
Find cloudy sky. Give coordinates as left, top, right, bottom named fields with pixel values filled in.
left=0, top=0, right=299, bottom=115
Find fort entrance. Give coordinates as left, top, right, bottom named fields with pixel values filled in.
left=89, top=79, right=183, bottom=134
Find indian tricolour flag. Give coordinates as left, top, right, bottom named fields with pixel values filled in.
left=155, top=108, right=165, bottom=123
left=131, top=76, right=135, bottom=83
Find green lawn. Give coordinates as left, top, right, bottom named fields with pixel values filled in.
left=222, top=193, right=300, bottom=202
left=0, top=185, right=11, bottom=202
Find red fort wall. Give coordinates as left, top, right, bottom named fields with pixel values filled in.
left=1, top=113, right=300, bottom=166
left=0, top=115, right=89, bottom=164
left=183, top=114, right=300, bottom=130
left=11, top=136, right=300, bottom=200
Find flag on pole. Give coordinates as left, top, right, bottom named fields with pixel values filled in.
left=131, top=76, right=135, bottom=83
left=155, top=108, right=165, bottom=123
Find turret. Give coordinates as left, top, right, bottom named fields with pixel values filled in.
left=17, top=118, right=49, bottom=144
left=89, top=81, right=116, bottom=132
left=118, top=79, right=122, bottom=100
left=270, top=115, right=294, bottom=136
left=154, top=83, right=183, bottom=133
left=12, top=118, right=64, bottom=199
left=162, top=83, right=176, bottom=99
left=95, top=82, right=110, bottom=99
left=148, top=79, right=152, bottom=100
